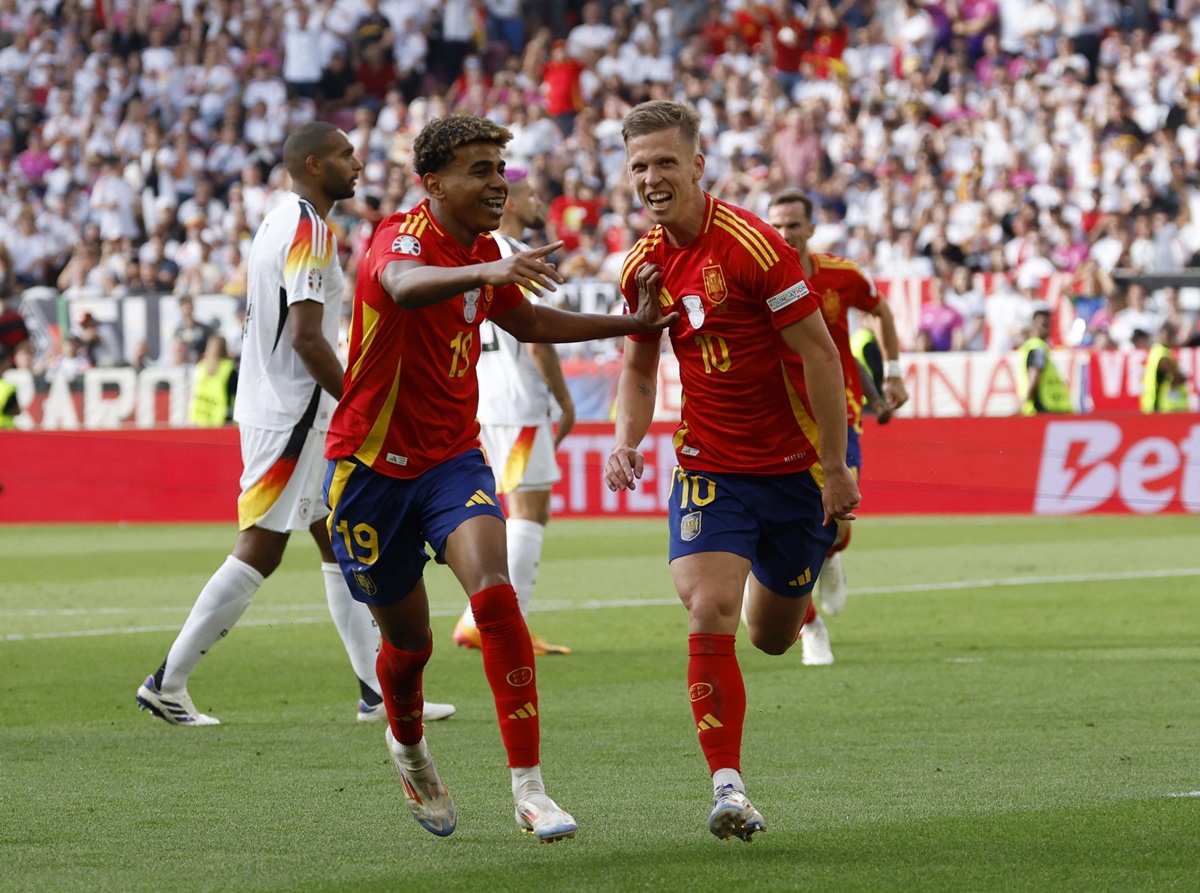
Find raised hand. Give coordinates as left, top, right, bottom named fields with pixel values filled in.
left=630, top=262, right=679, bottom=332
left=483, top=241, right=567, bottom=297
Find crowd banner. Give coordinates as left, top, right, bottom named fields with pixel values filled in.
left=2, top=416, right=1197, bottom=523
left=8, top=348, right=1198, bottom=431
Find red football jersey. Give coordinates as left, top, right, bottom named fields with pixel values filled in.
left=325, top=201, right=522, bottom=478
left=621, top=194, right=823, bottom=475
left=808, top=253, right=880, bottom=431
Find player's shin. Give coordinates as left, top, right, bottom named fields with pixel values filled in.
left=687, top=634, right=745, bottom=775
left=471, top=583, right=539, bottom=768
left=375, top=636, right=431, bottom=745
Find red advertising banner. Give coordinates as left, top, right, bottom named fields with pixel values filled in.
left=3, top=415, right=1197, bottom=523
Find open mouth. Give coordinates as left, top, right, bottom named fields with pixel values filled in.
left=645, top=191, right=672, bottom=212
left=483, top=197, right=506, bottom=212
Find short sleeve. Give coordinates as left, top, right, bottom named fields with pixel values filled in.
left=284, top=210, right=336, bottom=306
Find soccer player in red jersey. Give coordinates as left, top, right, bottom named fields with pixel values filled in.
left=324, top=115, right=674, bottom=842
left=765, top=190, right=909, bottom=662
left=605, top=101, right=860, bottom=842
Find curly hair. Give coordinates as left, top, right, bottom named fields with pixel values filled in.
left=412, top=115, right=513, bottom=177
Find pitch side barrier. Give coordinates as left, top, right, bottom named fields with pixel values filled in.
left=2, top=416, right=1198, bottom=523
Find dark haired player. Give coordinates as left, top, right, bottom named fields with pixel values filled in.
left=324, top=115, right=675, bottom=842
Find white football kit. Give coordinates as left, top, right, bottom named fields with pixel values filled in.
left=477, top=233, right=562, bottom=494
left=234, top=194, right=343, bottom=531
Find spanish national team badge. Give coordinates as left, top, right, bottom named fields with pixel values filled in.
left=463, top=288, right=480, bottom=323
left=681, top=510, right=701, bottom=542
left=480, top=284, right=494, bottom=313
left=307, top=268, right=323, bottom=293
left=391, top=233, right=421, bottom=256
left=353, top=571, right=378, bottom=598
left=823, top=288, right=841, bottom=323
left=682, top=294, right=705, bottom=329
left=702, top=263, right=728, bottom=305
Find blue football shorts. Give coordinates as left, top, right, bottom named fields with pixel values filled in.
left=846, top=425, right=862, bottom=477
left=666, top=464, right=837, bottom=597
left=323, top=448, right=505, bottom=606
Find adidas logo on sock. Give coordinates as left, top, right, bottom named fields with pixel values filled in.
left=507, top=701, right=538, bottom=720
left=697, top=713, right=724, bottom=732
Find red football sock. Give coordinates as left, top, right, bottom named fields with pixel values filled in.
left=828, top=524, right=852, bottom=558
left=376, top=636, right=431, bottom=746
left=688, top=634, right=745, bottom=775
left=471, top=583, right=539, bottom=768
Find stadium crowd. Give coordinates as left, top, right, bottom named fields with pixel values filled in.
left=2, top=0, right=1200, bottom=375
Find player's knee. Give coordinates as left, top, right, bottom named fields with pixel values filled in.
left=747, top=625, right=794, bottom=656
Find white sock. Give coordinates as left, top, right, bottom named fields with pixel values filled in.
left=161, top=555, right=262, bottom=692
left=512, top=764, right=545, bottom=801
left=323, top=562, right=381, bottom=696
left=712, top=768, right=744, bottom=793
left=393, top=735, right=431, bottom=772
left=458, top=603, right=476, bottom=629
left=506, top=519, right=545, bottom=618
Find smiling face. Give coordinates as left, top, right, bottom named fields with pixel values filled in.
left=625, top=125, right=706, bottom=244
left=424, top=141, right=509, bottom=243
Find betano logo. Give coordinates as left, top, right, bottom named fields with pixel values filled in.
left=1035, top=421, right=1200, bottom=515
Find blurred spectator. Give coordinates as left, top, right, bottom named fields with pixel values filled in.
left=74, top=312, right=122, bottom=367
left=918, top=277, right=965, bottom=351
left=188, top=332, right=237, bottom=426
left=945, top=265, right=987, bottom=350
left=174, top=295, right=216, bottom=362
left=1109, top=282, right=1163, bottom=348
left=1064, top=260, right=1116, bottom=347
left=88, top=155, right=140, bottom=242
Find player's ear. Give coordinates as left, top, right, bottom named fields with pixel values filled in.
left=422, top=172, right=443, bottom=199
left=692, top=152, right=705, bottom=184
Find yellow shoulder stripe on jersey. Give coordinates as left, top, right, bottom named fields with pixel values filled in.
left=619, top=231, right=662, bottom=290
left=349, top=302, right=380, bottom=383
left=354, top=357, right=403, bottom=467
left=781, top=365, right=824, bottom=490
left=713, top=207, right=778, bottom=271
left=817, top=255, right=866, bottom=277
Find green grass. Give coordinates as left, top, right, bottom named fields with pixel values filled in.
left=3, top=516, right=1199, bottom=892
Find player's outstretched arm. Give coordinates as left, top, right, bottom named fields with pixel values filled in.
left=781, top=313, right=860, bottom=524
left=605, top=337, right=661, bottom=492
left=381, top=242, right=568, bottom=310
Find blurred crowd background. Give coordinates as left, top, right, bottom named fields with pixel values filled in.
left=2, top=0, right=1200, bottom=381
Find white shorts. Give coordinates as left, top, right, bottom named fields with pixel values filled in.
left=478, top=422, right=561, bottom=494
left=236, top=423, right=330, bottom=532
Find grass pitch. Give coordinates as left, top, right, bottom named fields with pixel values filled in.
left=2, top=515, right=1199, bottom=892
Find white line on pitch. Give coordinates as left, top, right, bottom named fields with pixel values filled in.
left=6, top=567, right=1200, bottom=641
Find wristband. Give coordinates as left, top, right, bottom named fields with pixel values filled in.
left=885, top=359, right=902, bottom=378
